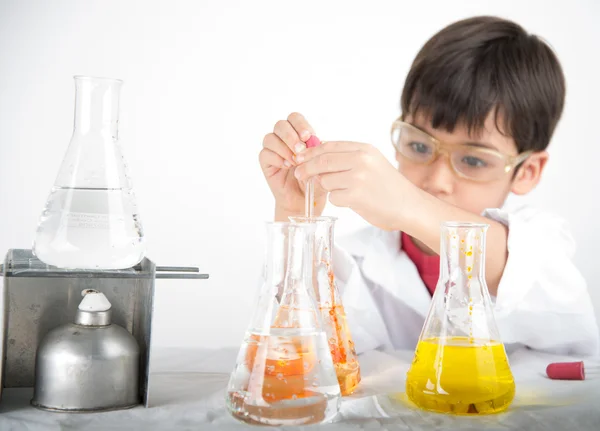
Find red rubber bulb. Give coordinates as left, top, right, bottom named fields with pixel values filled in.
left=306, top=135, right=321, bottom=148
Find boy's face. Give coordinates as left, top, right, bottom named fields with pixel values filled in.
left=396, top=112, right=548, bottom=215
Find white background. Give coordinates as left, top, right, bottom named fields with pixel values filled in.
left=1, top=0, right=599, bottom=350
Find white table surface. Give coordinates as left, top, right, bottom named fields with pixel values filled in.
left=1, top=346, right=599, bottom=430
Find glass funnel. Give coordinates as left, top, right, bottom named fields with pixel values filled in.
left=290, top=216, right=361, bottom=396
left=406, top=222, right=515, bottom=415
left=33, top=76, right=145, bottom=269
left=226, top=222, right=341, bottom=426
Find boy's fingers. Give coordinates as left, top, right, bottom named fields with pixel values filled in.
left=328, top=189, right=352, bottom=208
left=263, top=133, right=295, bottom=166
left=273, top=120, right=303, bottom=155
left=288, top=112, right=315, bottom=142
left=298, top=141, right=365, bottom=162
left=313, top=180, right=328, bottom=196
left=287, top=112, right=315, bottom=143
left=259, top=148, right=291, bottom=171
left=317, top=171, right=350, bottom=192
left=294, top=152, right=355, bottom=182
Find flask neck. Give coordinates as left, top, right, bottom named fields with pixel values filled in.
left=289, top=217, right=337, bottom=305
left=315, top=220, right=334, bottom=264
left=440, top=223, right=488, bottom=285
left=73, top=76, right=121, bottom=138
left=264, top=223, right=288, bottom=293
left=418, top=222, right=502, bottom=343
left=286, top=223, right=314, bottom=288
left=276, top=222, right=319, bottom=329
left=290, top=216, right=334, bottom=255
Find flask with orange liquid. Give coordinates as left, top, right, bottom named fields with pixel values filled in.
left=290, top=216, right=361, bottom=396
left=226, top=222, right=341, bottom=426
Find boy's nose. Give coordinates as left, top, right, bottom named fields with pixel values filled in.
left=422, top=154, right=454, bottom=197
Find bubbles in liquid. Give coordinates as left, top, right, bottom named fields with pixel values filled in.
left=33, top=187, right=144, bottom=269
left=226, top=328, right=341, bottom=426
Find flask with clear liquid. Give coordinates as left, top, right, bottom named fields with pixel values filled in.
left=226, top=222, right=341, bottom=426
left=406, top=222, right=515, bottom=415
left=33, top=76, right=145, bottom=269
left=290, top=216, right=361, bottom=396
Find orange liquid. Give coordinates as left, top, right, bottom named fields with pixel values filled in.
left=244, top=333, right=318, bottom=402
left=318, top=266, right=361, bottom=396
left=228, top=331, right=337, bottom=426
left=245, top=334, right=316, bottom=378
left=335, top=360, right=361, bottom=396
left=320, top=303, right=361, bottom=395
left=242, top=266, right=361, bottom=402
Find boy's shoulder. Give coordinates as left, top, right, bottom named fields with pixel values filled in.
left=483, top=204, right=570, bottom=226
left=335, top=204, right=576, bottom=256
left=484, top=204, right=577, bottom=255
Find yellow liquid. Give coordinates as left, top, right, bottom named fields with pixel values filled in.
left=406, top=337, right=515, bottom=415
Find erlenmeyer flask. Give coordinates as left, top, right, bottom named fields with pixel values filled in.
left=290, top=216, right=361, bottom=396
left=226, top=222, right=341, bottom=426
left=406, top=222, right=515, bottom=415
left=33, top=76, right=145, bottom=269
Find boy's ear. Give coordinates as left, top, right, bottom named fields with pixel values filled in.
left=511, top=151, right=549, bottom=195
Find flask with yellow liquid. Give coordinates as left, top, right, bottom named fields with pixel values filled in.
left=406, top=222, right=515, bottom=415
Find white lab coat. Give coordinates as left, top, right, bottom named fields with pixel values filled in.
left=334, top=205, right=600, bottom=357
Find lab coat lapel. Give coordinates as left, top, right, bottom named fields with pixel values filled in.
left=345, top=227, right=433, bottom=319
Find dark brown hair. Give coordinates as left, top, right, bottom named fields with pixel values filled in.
left=401, top=16, right=565, bottom=153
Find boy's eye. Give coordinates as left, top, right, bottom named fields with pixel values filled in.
left=461, top=155, right=488, bottom=168
left=408, top=141, right=431, bottom=154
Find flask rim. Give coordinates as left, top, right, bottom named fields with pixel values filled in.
left=289, top=216, right=338, bottom=223
left=73, top=75, right=123, bottom=84
left=441, top=221, right=489, bottom=229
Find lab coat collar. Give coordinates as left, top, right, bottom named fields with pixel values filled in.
left=338, top=227, right=432, bottom=318
left=337, top=226, right=399, bottom=258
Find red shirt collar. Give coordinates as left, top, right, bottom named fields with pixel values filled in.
left=400, top=232, right=440, bottom=296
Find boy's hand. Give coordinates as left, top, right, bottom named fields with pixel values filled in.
left=293, top=141, right=416, bottom=230
left=259, top=113, right=327, bottom=220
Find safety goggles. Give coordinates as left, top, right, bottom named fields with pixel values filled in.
left=391, top=119, right=531, bottom=182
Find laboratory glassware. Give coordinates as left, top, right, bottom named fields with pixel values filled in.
left=405, top=222, right=515, bottom=415
left=290, top=216, right=361, bottom=396
left=226, top=222, right=341, bottom=426
left=33, top=76, right=145, bottom=269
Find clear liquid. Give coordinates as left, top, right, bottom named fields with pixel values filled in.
left=406, top=337, right=515, bottom=415
left=33, top=187, right=145, bottom=269
left=226, top=328, right=341, bottom=426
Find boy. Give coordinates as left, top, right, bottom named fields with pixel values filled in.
left=258, top=16, right=599, bottom=356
